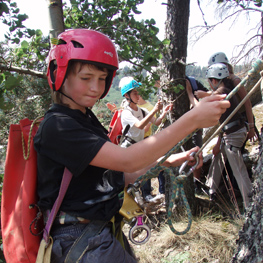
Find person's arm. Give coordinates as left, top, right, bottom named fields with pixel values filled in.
left=124, top=146, right=202, bottom=185
left=133, top=100, right=162, bottom=129
left=90, top=94, right=230, bottom=175
left=233, top=77, right=255, bottom=140
left=186, top=79, right=198, bottom=108
left=153, top=103, right=173, bottom=126
left=212, top=136, right=221, bottom=156
left=194, top=90, right=212, bottom=99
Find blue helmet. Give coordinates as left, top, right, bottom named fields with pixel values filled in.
left=120, top=77, right=141, bottom=96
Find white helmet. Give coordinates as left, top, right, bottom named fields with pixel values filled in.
left=206, top=63, right=229, bottom=79
left=208, top=52, right=229, bottom=66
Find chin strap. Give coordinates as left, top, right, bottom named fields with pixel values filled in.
left=209, top=79, right=222, bottom=91
left=57, top=90, right=75, bottom=102
left=126, top=93, right=137, bottom=105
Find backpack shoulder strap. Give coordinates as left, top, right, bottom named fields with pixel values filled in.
left=43, top=168, right=73, bottom=243
left=188, top=76, right=198, bottom=91
left=141, top=108, right=146, bottom=118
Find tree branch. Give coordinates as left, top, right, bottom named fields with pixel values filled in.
left=0, top=64, right=46, bottom=79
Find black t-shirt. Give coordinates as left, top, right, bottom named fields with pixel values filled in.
left=34, top=104, right=124, bottom=221
left=215, top=86, right=243, bottom=124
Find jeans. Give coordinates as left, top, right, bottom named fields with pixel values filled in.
left=51, top=223, right=137, bottom=263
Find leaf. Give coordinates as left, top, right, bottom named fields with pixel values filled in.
left=5, top=76, right=23, bottom=90
left=21, top=40, right=29, bottom=49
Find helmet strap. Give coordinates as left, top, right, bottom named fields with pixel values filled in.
left=58, top=90, right=76, bottom=103
left=209, top=79, right=222, bottom=91
left=126, top=93, right=137, bottom=105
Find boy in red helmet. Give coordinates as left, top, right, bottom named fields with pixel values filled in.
left=34, top=29, right=230, bottom=262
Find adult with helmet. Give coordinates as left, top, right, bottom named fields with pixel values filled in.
left=34, top=28, right=230, bottom=263
left=204, top=63, right=252, bottom=209
left=207, top=52, right=258, bottom=143
left=120, top=77, right=172, bottom=202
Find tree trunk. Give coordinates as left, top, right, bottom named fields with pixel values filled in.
left=160, top=0, right=197, bottom=213
left=232, top=132, right=263, bottom=262
left=47, top=0, right=65, bottom=45
left=161, top=0, right=192, bottom=145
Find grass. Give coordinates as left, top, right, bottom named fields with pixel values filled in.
left=128, top=213, right=242, bottom=263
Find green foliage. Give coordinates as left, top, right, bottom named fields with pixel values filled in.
left=63, top=0, right=169, bottom=80
left=0, top=0, right=37, bottom=44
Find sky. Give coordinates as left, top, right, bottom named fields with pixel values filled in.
left=1, top=0, right=262, bottom=67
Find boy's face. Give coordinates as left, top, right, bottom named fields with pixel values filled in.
left=128, top=89, right=140, bottom=104
left=62, top=64, right=108, bottom=112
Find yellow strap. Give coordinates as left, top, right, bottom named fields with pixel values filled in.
left=110, top=216, right=125, bottom=250
left=35, top=237, right=53, bottom=263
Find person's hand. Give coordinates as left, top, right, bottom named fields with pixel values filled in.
left=165, top=146, right=203, bottom=169
left=106, top=103, right=117, bottom=113
left=247, top=128, right=257, bottom=142
left=164, top=103, right=173, bottom=113
left=192, top=94, right=230, bottom=128
left=153, top=100, right=163, bottom=112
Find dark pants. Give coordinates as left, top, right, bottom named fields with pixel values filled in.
left=141, top=179, right=151, bottom=198
left=51, top=223, right=137, bottom=263
left=158, top=171, right=165, bottom=194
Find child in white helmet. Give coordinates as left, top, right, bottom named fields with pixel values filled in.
left=204, top=63, right=252, bottom=209
left=208, top=52, right=257, bottom=142
left=34, top=29, right=230, bottom=263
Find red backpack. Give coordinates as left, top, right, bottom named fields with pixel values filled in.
left=108, top=108, right=146, bottom=145
left=108, top=109, right=124, bottom=145
left=1, top=118, right=44, bottom=263
left=1, top=118, right=72, bottom=263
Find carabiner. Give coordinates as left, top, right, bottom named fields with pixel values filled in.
left=129, top=215, right=151, bottom=245
left=179, top=152, right=199, bottom=177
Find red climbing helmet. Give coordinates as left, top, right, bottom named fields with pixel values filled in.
left=47, top=29, right=119, bottom=98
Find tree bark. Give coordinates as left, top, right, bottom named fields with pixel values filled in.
left=160, top=0, right=197, bottom=213
left=232, top=132, right=263, bottom=262
left=47, top=0, right=65, bottom=45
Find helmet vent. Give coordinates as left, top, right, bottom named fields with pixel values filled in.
left=71, top=40, right=84, bottom=48
left=58, top=39, right=67, bottom=45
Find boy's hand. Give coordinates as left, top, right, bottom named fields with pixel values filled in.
left=193, top=94, right=230, bottom=128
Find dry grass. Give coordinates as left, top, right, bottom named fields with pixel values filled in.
left=127, top=214, right=243, bottom=263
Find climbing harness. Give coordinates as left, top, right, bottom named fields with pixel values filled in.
left=128, top=59, right=263, bottom=236
left=119, top=185, right=151, bottom=245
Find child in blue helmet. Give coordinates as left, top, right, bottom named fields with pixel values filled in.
left=120, top=77, right=172, bottom=202
left=119, top=77, right=172, bottom=147
left=34, top=29, right=230, bottom=263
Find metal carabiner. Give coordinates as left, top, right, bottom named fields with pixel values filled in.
left=127, top=182, right=144, bottom=207
left=179, top=151, right=199, bottom=177
left=129, top=215, right=151, bottom=245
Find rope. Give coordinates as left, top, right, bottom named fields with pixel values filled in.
left=135, top=58, right=263, bottom=235
left=21, top=116, right=43, bottom=160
